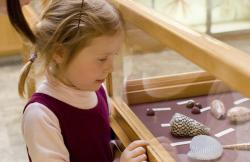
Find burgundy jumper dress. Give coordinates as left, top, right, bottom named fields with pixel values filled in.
left=24, top=86, right=113, bottom=162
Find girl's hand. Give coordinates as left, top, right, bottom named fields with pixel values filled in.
left=120, top=140, right=148, bottom=162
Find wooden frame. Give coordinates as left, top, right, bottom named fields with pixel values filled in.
left=109, top=0, right=250, bottom=162
left=126, top=71, right=231, bottom=105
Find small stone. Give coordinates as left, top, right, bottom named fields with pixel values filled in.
left=195, top=102, right=202, bottom=109
left=146, top=108, right=155, bottom=116
left=191, top=107, right=201, bottom=114
left=186, top=101, right=195, bottom=108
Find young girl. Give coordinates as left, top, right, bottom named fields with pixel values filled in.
left=6, top=0, right=149, bottom=161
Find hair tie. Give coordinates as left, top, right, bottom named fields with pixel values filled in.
left=29, top=53, right=37, bottom=63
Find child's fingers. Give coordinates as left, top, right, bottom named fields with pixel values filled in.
left=130, top=146, right=146, bottom=158
left=133, top=153, right=147, bottom=162
left=127, top=140, right=148, bottom=151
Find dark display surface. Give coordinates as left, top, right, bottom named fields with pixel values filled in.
left=130, top=92, right=250, bottom=161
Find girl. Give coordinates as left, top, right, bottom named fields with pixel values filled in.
left=6, top=0, right=149, bottom=161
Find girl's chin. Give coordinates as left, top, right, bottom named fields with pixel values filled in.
left=79, top=84, right=102, bottom=91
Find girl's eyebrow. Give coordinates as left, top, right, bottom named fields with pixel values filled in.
left=99, top=51, right=117, bottom=55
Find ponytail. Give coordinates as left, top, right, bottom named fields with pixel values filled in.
left=6, top=0, right=36, bottom=43
left=18, top=53, right=37, bottom=98
left=6, top=0, right=37, bottom=98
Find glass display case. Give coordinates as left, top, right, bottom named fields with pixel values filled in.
left=109, top=0, right=250, bottom=161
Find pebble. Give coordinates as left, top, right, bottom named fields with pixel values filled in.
left=146, top=108, right=155, bottom=116
left=195, top=102, right=202, bottom=109
left=186, top=101, right=195, bottom=108
left=191, top=107, right=201, bottom=114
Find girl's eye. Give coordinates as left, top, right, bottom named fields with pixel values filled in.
left=98, top=58, right=107, bottom=62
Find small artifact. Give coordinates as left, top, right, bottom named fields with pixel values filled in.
left=188, top=135, right=223, bottom=160
left=146, top=108, right=155, bottom=116
left=191, top=107, right=201, bottom=114
left=170, top=113, right=210, bottom=137
left=227, top=106, right=250, bottom=123
left=223, top=143, right=250, bottom=150
left=186, top=100, right=195, bottom=108
left=195, top=102, right=202, bottom=109
left=210, top=100, right=226, bottom=119
left=188, top=135, right=250, bottom=161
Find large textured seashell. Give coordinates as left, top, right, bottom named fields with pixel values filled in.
left=227, top=106, right=250, bottom=123
left=210, top=100, right=226, bottom=119
left=170, top=113, right=210, bottom=137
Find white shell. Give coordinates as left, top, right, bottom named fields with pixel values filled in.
left=210, top=100, right=226, bottom=119
left=188, top=135, right=223, bottom=160
left=227, top=106, right=250, bottom=123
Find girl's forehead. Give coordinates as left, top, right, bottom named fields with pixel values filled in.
left=83, top=34, right=124, bottom=54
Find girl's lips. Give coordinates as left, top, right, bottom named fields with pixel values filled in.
left=96, top=79, right=105, bottom=83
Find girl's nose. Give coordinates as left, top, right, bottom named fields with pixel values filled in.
left=104, top=58, right=114, bottom=73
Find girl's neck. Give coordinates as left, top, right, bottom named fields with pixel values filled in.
left=48, top=70, right=92, bottom=93
left=36, top=71, right=98, bottom=109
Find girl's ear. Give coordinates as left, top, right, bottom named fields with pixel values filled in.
left=53, top=46, right=66, bottom=64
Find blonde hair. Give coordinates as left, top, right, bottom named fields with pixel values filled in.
left=18, top=0, right=124, bottom=98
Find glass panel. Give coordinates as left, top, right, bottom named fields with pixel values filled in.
left=111, top=5, right=250, bottom=161
left=113, top=43, right=250, bottom=161
left=133, top=0, right=250, bottom=54
left=124, top=24, right=202, bottom=80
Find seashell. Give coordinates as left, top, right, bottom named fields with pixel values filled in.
left=186, top=100, right=195, bottom=108
left=188, top=135, right=223, bottom=160
left=223, top=143, right=250, bottom=150
left=188, top=135, right=250, bottom=160
left=227, top=106, right=250, bottom=123
left=210, top=100, right=226, bottom=119
left=170, top=113, right=210, bottom=137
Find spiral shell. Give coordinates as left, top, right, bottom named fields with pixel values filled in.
left=170, top=113, right=210, bottom=137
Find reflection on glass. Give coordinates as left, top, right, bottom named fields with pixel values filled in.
left=124, top=25, right=202, bottom=80
left=134, top=0, right=250, bottom=34
left=133, top=0, right=250, bottom=55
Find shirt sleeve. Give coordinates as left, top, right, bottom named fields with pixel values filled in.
left=22, top=102, right=69, bottom=162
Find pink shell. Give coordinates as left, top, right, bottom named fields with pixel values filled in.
left=210, top=100, right=226, bottom=119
